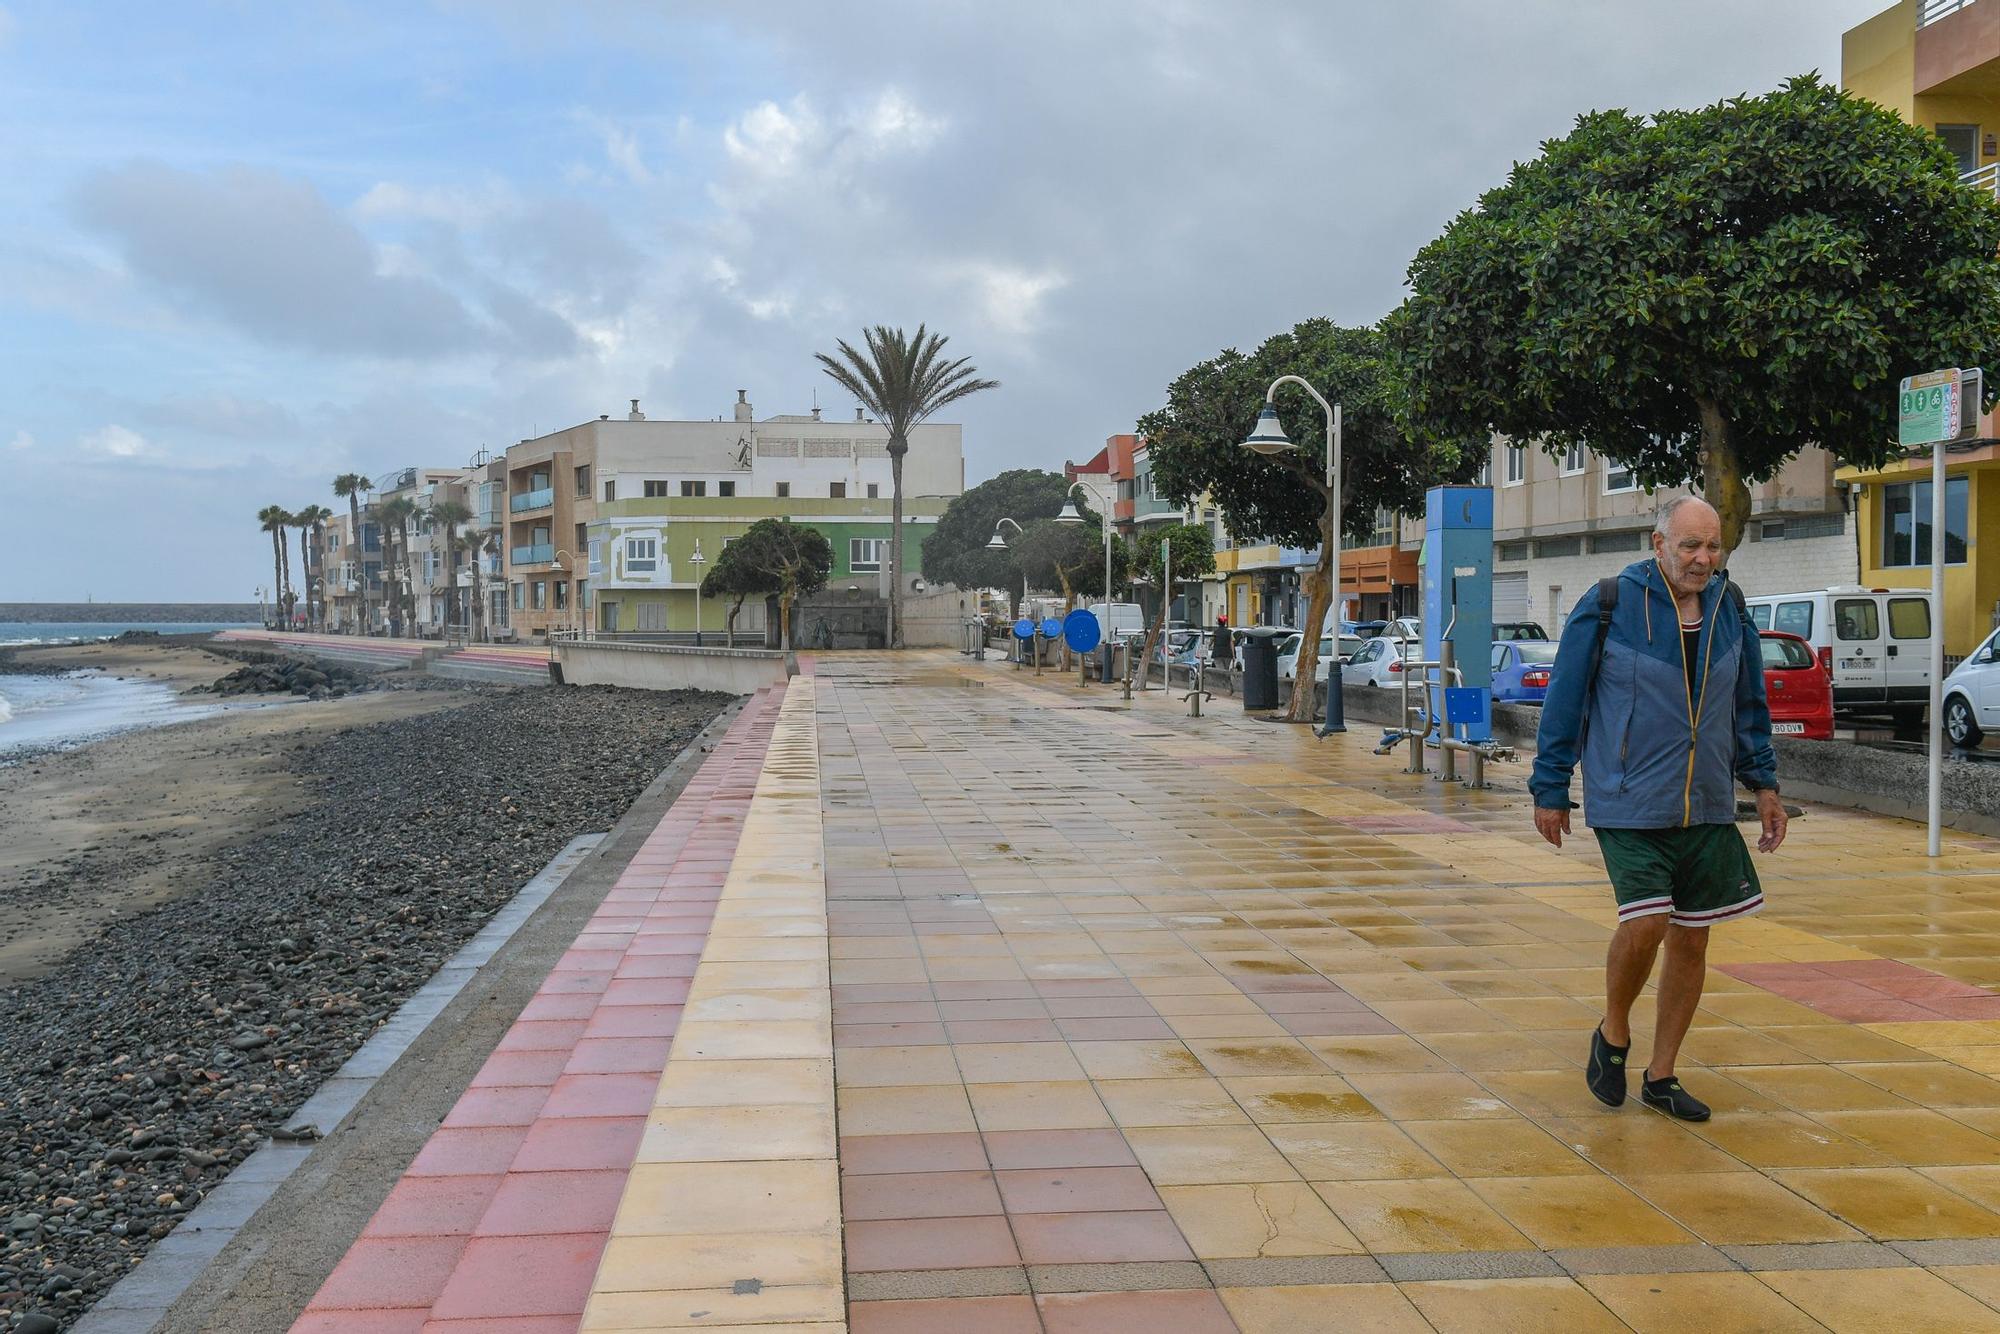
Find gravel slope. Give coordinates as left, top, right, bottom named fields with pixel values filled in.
left=0, top=683, right=730, bottom=1331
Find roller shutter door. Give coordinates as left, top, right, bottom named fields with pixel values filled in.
left=1491, top=571, right=1529, bottom=622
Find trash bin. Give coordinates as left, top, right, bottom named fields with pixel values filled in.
left=1240, top=627, right=1284, bottom=711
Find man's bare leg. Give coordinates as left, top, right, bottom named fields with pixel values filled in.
left=1646, top=923, right=1709, bottom=1080
left=1601, top=915, right=1669, bottom=1047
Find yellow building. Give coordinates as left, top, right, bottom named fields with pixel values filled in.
left=1842, top=0, right=2000, bottom=656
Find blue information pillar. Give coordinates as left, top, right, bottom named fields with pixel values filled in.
left=1421, top=486, right=1495, bottom=743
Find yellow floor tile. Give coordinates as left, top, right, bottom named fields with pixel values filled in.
left=1397, top=1277, right=1627, bottom=1332
left=1812, top=1108, right=2000, bottom=1167
left=965, top=1079, right=1113, bottom=1131
left=1265, top=1121, right=1451, bottom=1182
left=1464, top=1174, right=1694, bottom=1248
left=1096, top=1076, right=1253, bottom=1127
left=835, top=1084, right=977, bottom=1136
left=1726, top=1063, right=1923, bottom=1113
left=1312, top=1179, right=1535, bottom=1253
left=1299, top=1034, right=1454, bottom=1074
left=612, top=1161, right=839, bottom=1236
left=636, top=1104, right=835, bottom=1163
left=1123, top=1125, right=1302, bottom=1185
left=1403, top=1118, right=1594, bottom=1177
left=1220, top=1075, right=1381, bottom=1123
left=1345, top=1072, right=1516, bottom=1120
left=1218, top=1281, right=1432, bottom=1332
left=1158, top=1182, right=1362, bottom=1258
left=1070, top=1039, right=1209, bottom=1080
left=1845, top=1061, right=2000, bottom=1108
left=592, top=1230, right=840, bottom=1293
left=580, top=1284, right=844, bottom=1330
left=832, top=1045, right=961, bottom=1088
left=950, top=1041, right=1088, bottom=1084
left=654, top=1057, right=830, bottom=1108
left=1931, top=1264, right=2000, bottom=1312
left=1691, top=1111, right=1894, bottom=1170
left=1758, top=1266, right=2000, bottom=1332
left=1775, top=1167, right=2000, bottom=1240
left=1577, top=1271, right=1825, bottom=1333
left=1620, top=1171, right=1861, bottom=1244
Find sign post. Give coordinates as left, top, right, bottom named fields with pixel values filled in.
left=1899, top=367, right=1982, bottom=858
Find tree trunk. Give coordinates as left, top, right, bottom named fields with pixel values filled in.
left=727, top=596, right=745, bottom=648
left=1287, top=498, right=1338, bottom=722
left=889, top=439, right=907, bottom=650
left=269, top=529, right=283, bottom=628
left=469, top=544, right=484, bottom=644
left=1696, top=396, right=1752, bottom=557
left=778, top=590, right=794, bottom=651
left=298, top=526, right=313, bottom=630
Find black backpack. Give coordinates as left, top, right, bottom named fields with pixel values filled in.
left=1581, top=574, right=1749, bottom=716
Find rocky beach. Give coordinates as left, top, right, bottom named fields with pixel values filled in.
left=0, top=639, right=729, bottom=1330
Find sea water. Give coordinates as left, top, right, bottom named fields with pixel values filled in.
left=0, top=671, right=224, bottom=761
left=0, top=621, right=255, bottom=646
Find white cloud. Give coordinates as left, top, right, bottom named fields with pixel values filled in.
left=862, top=90, right=945, bottom=152
left=79, top=424, right=155, bottom=459
left=7, top=430, right=32, bottom=453
left=352, top=179, right=517, bottom=228
left=952, top=262, right=1068, bottom=337
left=722, top=97, right=817, bottom=183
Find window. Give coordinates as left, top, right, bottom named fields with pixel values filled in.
left=681, top=480, right=706, bottom=497
left=1492, top=645, right=1509, bottom=672
left=1497, top=541, right=1529, bottom=562
left=1880, top=477, right=1969, bottom=566
left=553, top=579, right=568, bottom=609
left=1560, top=444, right=1586, bottom=476
left=604, top=480, right=617, bottom=502
left=530, top=581, right=546, bottom=610
left=1748, top=604, right=1772, bottom=631
left=511, top=582, right=524, bottom=610
left=574, top=465, right=590, bottom=497
left=830, top=482, right=847, bottom=498
left=580, top=582, right=592, bottom=610
left=1762, top=637, right=1815, bottom=670
left=1504, top=445, right=1526, bottom=485
left=1604, top=459, right=1637, bottom=492
left=776, top=481, right=791, bottom=498
left=1474, top=456, right=1492, bottom=486
left=1834, top=598, right=1879, bottom=641
left=850, top=537, right=888, bottom=571
left=1369, top=509, right=1396, bottom=547
left=718, top=480, right=735, bottom=498
left=1789, top=513, right=1846, bottom=540
left=644, top=480, right=671, bottom=498
left=625, top=537, right=657, bottom=572
left=867, top=483, right=879, bottom=499
left=1774, top=601, right=1813, bottom=636
left=1889, top=597, right=1931, bottom=640
left=1534, top=537, right=1581, bottom=558
left=1758, top=521, right=1785, bottom=543
left=1590, top=530, right=1643, bottom=553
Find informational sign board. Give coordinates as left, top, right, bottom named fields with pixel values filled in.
left=1900, top=368, right=1962, bottom=448
left=1039, top=617, right=1064, bottom=640
left=1013, top=617, right=1034, bottom=640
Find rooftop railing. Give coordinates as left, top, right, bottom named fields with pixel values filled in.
left=509, top=487, right=554, bottom=513
left=1922, top=0, right=1977, bottom=27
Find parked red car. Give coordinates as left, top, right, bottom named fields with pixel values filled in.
left=1761, top=630, right=1833, bottom=740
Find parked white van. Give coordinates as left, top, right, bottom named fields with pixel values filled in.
left=1086, top=602, right=1147, bottom=640
left=1743, top=586, right=1936, bottom=720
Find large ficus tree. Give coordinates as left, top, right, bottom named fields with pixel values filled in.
left=1011, top=516, right=1130, bottom=610
left=817, top=325, right=998, bottom=648
left=720, top=518, right=833, bottom=651
left=1391, top=73, right=2000, bottom=553
left=1140, top=319, right=1476, bottom=721
left=921, top=468, right=1077, bottom=610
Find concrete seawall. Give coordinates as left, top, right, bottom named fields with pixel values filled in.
left=552, top=638, right=790, bottom=693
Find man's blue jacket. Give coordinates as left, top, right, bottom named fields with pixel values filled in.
left=1529, top=559, right=1777, bottom=828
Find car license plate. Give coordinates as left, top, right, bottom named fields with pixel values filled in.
left=1771, top=721, right=1805, bottom=734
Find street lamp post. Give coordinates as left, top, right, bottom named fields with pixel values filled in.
left=987, top=518, right=1028, bottom=666
left=690, top=540, right=706, bottom=647
left=1243, top=375, right=1345, bottom=734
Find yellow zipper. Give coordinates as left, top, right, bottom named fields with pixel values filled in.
left=1675, top=567, right=1718, bottom=827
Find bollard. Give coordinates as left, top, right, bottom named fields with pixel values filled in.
left=1438, top=641, right=1457, bottom=785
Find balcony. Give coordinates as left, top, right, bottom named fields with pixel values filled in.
left=511, top=543, right=555, bottom=565
left=510, top=487, right=555, bottom=514
left=1917, top=0, right=2000, bottom=95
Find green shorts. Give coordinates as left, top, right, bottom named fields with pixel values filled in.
left=1596, top=824, right=1764, bottom=929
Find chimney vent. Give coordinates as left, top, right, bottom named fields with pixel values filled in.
left=628, top=399, right=644, bottom=421
left=811, top=406, right=822, bottom=421
left=599, top=414, right=608, bottom=421
left=734, top=390, right=753, bottom=423
left=856, top=408, right=865, bottom=422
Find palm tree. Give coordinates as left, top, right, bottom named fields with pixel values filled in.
left=377, top=495, right=416, bottom=637
left=295, top=504, right=333, bottom=630
left=333, top=473, right=373, bottom=634
left=458, top=528, right=492, bottom=643
left=430, top=500, right=474, bottom=636
left=816, top=324, right=997, bottom=648
left=257, top=506, right=289, bottom=627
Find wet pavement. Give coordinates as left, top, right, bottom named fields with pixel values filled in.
left=287, top=651, right=2000, bottom=1331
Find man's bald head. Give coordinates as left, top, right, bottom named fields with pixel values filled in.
left=1651, top=496, right=1722, bottom=598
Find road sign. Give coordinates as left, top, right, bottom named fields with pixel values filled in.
left=1899, top=368, right=1961, bottom=448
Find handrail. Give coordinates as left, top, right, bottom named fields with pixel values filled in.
left=1964, top=162, right=2000, bottom=199
left=509, top=487, right=555, bottom=513
left=1922, top=0, right=1977, bottom=26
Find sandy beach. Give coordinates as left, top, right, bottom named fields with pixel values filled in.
left=0, top=640, right=466, bottom=984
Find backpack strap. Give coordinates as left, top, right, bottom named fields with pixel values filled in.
left=1578, top=575, right=1620, bottom=748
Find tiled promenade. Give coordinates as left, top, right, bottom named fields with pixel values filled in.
left=291, top=653, right=2000, bottom=1332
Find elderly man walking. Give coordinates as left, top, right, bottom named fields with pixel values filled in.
left=1530, top=496, right=1787, bottom=1121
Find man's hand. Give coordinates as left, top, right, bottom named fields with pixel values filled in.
left=1755, top=788, right=1787, bottom=853
left=1534, top=805, right=1571, bottom=848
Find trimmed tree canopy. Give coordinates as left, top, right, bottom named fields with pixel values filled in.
left=1390, top=73, right=2000, bottom=549
left=1011, top=517, right=1130, bottom=604
left=921, top=468, right=1081, bottom=594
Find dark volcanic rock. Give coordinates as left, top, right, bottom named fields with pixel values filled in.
left=0, top=683, right=729, bottom=1330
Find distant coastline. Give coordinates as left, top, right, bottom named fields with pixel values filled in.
left=0, top=602, right=261, bottom=624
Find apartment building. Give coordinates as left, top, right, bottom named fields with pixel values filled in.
left=504, top=392, right=964, bottom=638
left=1842, top=0, right=2000, bottom=656
left=1484, top=440, right=1855, bottom=628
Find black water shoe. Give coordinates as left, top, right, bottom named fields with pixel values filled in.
left=1587, top=1025, right=1629, bottom=1108
left=1640, top=1074, right=1711, bottom=1122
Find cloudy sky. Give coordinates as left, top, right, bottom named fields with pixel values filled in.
left=1, top=0, right=1887, bottom=601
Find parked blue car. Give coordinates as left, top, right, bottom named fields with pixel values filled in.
left=1490, top=639, right=1559, bottom=704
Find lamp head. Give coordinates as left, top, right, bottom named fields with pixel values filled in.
left=986, top=532, right=1009, bottom=550
left=1055, top=501, right=1083, bottom=525
left=1241, top=403, right=1293, bottom=456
